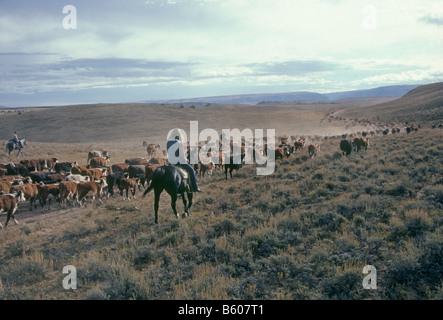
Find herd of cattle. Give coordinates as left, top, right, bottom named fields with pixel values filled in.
left=0, top=124, right=425, bottom=229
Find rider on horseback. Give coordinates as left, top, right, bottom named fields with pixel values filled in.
left=167, top=129, right=202, bottom=193
left=10, top=131, right=21, bottom=148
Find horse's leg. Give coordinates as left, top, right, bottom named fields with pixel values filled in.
left=154, top=189, right=160, bottom=224
left=181, top=193, right=188, bottom=217
left=171, top=193, right=179, bottom=219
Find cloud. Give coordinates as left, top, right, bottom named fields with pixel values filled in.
left=419, top=15, right=443, bottom=26
left=246, top=60, right=341, bottom=77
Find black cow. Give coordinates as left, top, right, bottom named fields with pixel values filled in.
left=54, top=162, right=77, bottom=173
left=106, top=172, right=128, bottom=197
left=5, top=163, right=31, bottom=177
left=224, top=155, right=245, bottom=180
left=340, top=140, right=354, bottom=156
left=30, top=172, right=51, bottom=183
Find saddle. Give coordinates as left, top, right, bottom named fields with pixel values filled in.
left=171, top=165, right=189, bottom=180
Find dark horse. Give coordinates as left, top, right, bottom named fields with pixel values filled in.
left=5, top=138, right=27, bottom=157
left=142, top=165, right=193, bottom=224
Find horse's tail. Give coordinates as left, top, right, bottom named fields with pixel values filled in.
left=142, top=184, right=153, bottom=198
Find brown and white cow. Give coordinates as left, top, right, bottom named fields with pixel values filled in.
left=145, top=143, right=161, bottom=158
left=0, top=180, right=11, bottom=194
left=119, top=178, right=139, bottom=201
left=87, top=151, right=110, bottom=164
left=353, top=137, right=369, bottom=152
left=111, top=163, right=130, bottom=174
left=37, top=183, right=60, bottom=212
left=89, top=157, right=109, bottom=168
left=0, top=191, right=25, bottom=229
left=76, top=179, right=107, bottom=207
left=308, top=144, right=320, bottom=158
left=59, top=181, right=78, bottom=209
left=293, top=139, right=305, bottom=151
left=9, top=183, right=39, bottom=211
left=199, top=162, right=213, bottom=178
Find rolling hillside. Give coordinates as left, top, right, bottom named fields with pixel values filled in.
left=342, top=82, right=443, bottom=125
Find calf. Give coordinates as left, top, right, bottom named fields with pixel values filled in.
left=199, top=162, right=213, bottom=178
left=0, top=191, right=26, bottom=229
left=9, top=183, right=39, bottom=211
left=76, top=179, right=107, bottom=207
left=119, top=178, right=139, bottom=201
left=59, top=181, right=78, bottom=209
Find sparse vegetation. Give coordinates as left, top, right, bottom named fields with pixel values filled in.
left=0, top=85, right=442, bottom=299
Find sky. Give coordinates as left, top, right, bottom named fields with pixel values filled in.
left=0, top=0, right=442, bottom=107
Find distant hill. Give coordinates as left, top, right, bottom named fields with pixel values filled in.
left=142, top=91, right=329, bottom=105
left=342, top=82, right=443, bottom=124
left=140, top=85, right=420, bottom=105
left=324, top=85, right=420, bottom=100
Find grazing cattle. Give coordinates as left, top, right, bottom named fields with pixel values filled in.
left=41, top=158, right=58, bottom=170
left=125, top=158, right=149, bottom=165
left=128, top=165, right=146, bottom=179
left=275, top=147, right=290, bottom=160
left=54, top=161, right=78, bottom=174
left=81, top=168, right=106, bottom=181
left=46, top=173, right=66, bottom=183
left=59, top=181, right=78, bottom=209
left=224, top=155, right=244, bottom=180
left=0, top=167, right=7, bottom=177
left=87, top=151, right=110, bottom=164
left=71, top=165, right=89, bottom=175
left=106, top=172, right=128, bottom=197
left=145, top=143, right=161, bottom=158
left=0, top=191, right=25, bottom=229
left=406, top=125, right=418, bottom=134
left=9, top=183, right=39, bottom=211
left=340, top=140, right=354, bottom=156
left=149, top=157, right=168, bottom=166
left=119, top=178, right=139, bottom=200
left=89, top=157, right=108, bottom=168
left=353, top=138, right=369, bottom=152
left=5, top=163, right=30, bottom=177
left=64, top=174, right=90, bottom=182
left=383, top=129, right=389, bottom=135
left=145, top=163, right=162, bottom=187
left=37, top=183, right=60, bottom=212
left=198, top=162, right=213, bottom=178
left=30, top=171, right=51, bottom=184
left=293, top=139, right=305, bottom=152
left=20, top=159, right=45, bottom=171
left=111, top=163, right=130, bottom=174
left=76, top=179, right=107, bottom=207
left=308, top=144, right=320, bottom=158
left=0, top=181, right=11, bottom=194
